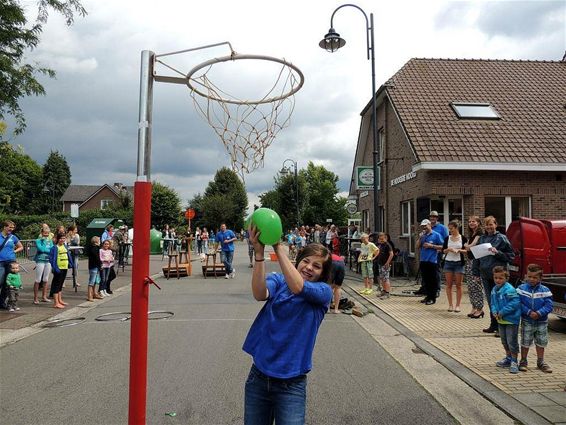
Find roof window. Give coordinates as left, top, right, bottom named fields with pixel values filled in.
left=450, top=102, right=500, bottom=119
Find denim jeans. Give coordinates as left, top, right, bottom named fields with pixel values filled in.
left=480, top=269, right=498, bottom=330
left=223, top=250, right=234, bottom=274
left=0, top=261, right=10, bottom=308
left=244, top=364, right=307, bottom=425
left=100, top=267, right=111, bottom=291
left=498, top=323, right=519, bottom=355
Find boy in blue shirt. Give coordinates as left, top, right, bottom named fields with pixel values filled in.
left=517, top=263, right=554, bottom=373
left=491, top=266, right=521, bottom=373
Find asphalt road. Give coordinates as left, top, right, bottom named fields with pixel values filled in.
left=0, top=246, right=455, bottom=424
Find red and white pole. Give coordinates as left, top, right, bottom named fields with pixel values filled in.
left=129, top=50, right=154, bottom=425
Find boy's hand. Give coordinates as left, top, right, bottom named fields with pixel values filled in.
left=249, top=226, right=265, bottom=254
left=529, top=311, right=539, bottom=320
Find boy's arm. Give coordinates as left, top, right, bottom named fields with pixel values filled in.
left=500, top=291, right=520, bottom=317
left=537, top=288, right=554, bottom=317
left=490, top=290, right=498, bottom=315
left=275, top=243, right=304, bottom=294
left=249, top=227, right=268, bottom=301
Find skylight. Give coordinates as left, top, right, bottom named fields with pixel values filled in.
left=451, top=103, right=500, bottom=119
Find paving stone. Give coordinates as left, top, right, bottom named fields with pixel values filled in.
left=541, top=391, right=566, bottom=406
left=531, top=405, right=566, bottom=422
left=514, top=392, right=559, bottom=407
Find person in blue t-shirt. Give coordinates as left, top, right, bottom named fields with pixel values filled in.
left=243, top=226, right=333, bottom=424
left=416, top=219, right=444, bottom=305
left=429, top=210, right=449, bottom=295
left=216, top=223, right=237, bottom=279
left=0, top=220, right=24, bottom=309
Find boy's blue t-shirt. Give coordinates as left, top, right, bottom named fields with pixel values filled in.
left=243, top=273, right=332, bottom=379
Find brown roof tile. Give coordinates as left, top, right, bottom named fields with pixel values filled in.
left=385, top=58, right=566, bottom=164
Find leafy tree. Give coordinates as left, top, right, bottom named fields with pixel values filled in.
left=41, top=150, right=71, bottom=213
left=0, top=0, right=87, bottom=136
left=301, top=162, right=347, bottom=226
left=151, top=181, right=182, bottom=229
left=203, top=167, right=248, bottom=230
left=0, top=141, right=42, bottom=214
left=258, top=161, right=347, bottom=229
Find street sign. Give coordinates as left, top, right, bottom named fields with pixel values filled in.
left=185, top=208, right=196, bottom=220
left=346, top=204, right=358, bottom=214
left=326, top=218, right=333, bottom=223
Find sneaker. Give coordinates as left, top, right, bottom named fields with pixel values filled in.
left=537, top=362, right=553, bottom=373
left=380, top=292, right=390, bottom=300
left=510, top=361, right=519, bottom=374
left=9, top=308, right=15, bottom=312
left=230, top=271, right=236, bottom=279
left=101, top=290, right=108, bottom=297
left=225, top=274, right=230, bottom=279
left=496, top=357, right=512, bottom=368
left=359, top=288, right=368, bottom=294
left=366, top=289, right=374, bottom=295
left=15, top=307, right=20, bottom=311
left=518, top=360, right=528, bottom=372
left=249, top=264, right=253, bottom=268
left=106, top=290, right=113, bottom=294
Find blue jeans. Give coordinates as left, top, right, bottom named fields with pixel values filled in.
left=223, top=250, right=234, bottom=274
left=498, top=323, right=519, bottom=355
left=100, top=267, right=110, bottom=291
left=244, top=364, right=307, bottom=425
left=0, top=261, right=11, bottom=308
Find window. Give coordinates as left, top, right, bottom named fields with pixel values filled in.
left=451, top=102, right=500, bottom=119
left=428, top=198, right=463, bottom=226
left=100, top=199, right=113, bottom=209
left=401, top=201, right=411, bottom=235
left=485, top=196, right=531, bottom=230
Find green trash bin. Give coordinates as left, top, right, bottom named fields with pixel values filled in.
left=150, top=228, right=162, bottom=255
left=85, top=218, right=124, bottom=248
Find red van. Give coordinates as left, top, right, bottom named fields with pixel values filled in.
left=507, top=218, right=566, bottom=318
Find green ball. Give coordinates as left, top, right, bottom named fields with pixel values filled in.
left=252, top=208, right=283, bottom=245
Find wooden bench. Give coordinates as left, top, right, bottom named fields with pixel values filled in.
left=202, top=251, right=226, bottom=278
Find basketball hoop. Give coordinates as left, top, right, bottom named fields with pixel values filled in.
left=186, top=52, right=305, bottom=177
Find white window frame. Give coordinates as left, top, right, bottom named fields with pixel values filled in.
left=100, top=199, right=113, bottom=209
left=485, top=196, right=531, bottom=230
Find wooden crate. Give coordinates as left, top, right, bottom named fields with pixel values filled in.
left=202, top=263, right=226, bottom=277
left=162, top=263, right=192, bottom=278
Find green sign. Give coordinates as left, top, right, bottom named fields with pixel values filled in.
left=356, top=166, right=380, bottom=190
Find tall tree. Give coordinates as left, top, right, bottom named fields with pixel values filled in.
left=0, top=0, right=87, bottom=136
left=0, top=141, right=42, bottom=213
left=203, top=167, right=248, bottom=230
left=302, top=162, right=347, bottom=226
left=258, top=161, right=347, bottom=229
left=151, top=182, right=182, bottom=229
left=41, top=150, right=71, bottom=213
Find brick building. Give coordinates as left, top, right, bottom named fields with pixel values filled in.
left=60, top=183, right=133, bottom=213
left=349, top=58, right=566, bottom=257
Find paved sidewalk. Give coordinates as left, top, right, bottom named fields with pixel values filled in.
left=343, top=269, right=566, bottom=424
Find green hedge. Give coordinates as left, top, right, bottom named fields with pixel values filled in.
left=0, top=207, right=133, bottom=240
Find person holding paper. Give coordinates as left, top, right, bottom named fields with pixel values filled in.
left=478, top=216, right=515, bottom=334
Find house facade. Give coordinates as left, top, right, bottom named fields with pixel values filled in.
left=350, top=58, right=566, bottom=257
left=60, top=183, right=133, bottom=213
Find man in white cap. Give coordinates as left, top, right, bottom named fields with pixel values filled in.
left=429, top=210, right=448, bottom=297
left=416, top=219, right=444, bottom=305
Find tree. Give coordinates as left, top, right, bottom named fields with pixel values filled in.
left=302, top=162, right=347, bottom=226
left=0, top=0, right=87, bottom=136
left=41, top=150, right=71, bottom=213
left=0, top=141, right=43, bottom=214
left=151, top=182, right=182, bottom=229
left=202, top=167, right=248, bottom=230
left=258, top=161, right=347, bottom=229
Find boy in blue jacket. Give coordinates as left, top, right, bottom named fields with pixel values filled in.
left=516, top=263, right=553, bottom=373
left=491, top=266, right=521, bottom=374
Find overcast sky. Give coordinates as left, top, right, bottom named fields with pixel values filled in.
left=9, top=0, right=566, bottom=212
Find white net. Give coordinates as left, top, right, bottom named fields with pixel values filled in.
left=187, top=54, right=303, bottom=178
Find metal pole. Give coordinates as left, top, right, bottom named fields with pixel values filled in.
left=129, top=50, right=154, bottom=425
left=295, top=162, right=300, bottom=227
left=369, top=13, right=380, bottom=233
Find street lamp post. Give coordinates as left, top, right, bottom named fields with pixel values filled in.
left=319, top=3, right=380, bottom=233
left=281, top=159, right=300, bottom=227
